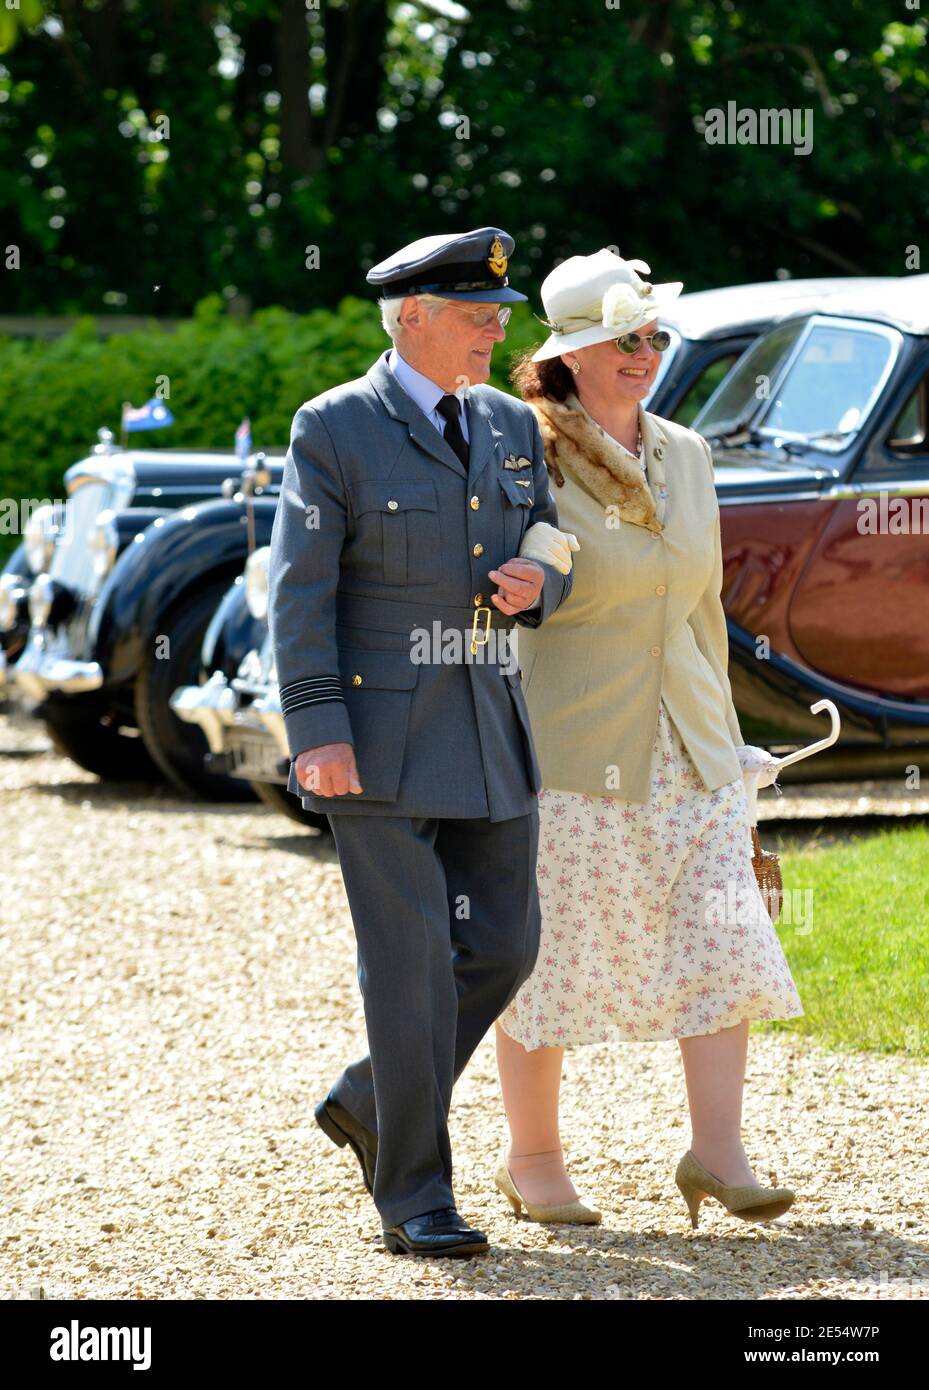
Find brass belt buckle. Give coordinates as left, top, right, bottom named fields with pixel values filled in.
left=470, top=604, right=492, bottom=656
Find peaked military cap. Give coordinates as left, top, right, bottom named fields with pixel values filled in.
left=366, top=226, right=528, bottom=303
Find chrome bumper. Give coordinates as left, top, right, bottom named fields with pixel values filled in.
left=170, top=669, right=287, bottom=756
left=13, top=629, right=104, bottom=699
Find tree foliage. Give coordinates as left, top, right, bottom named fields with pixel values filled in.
left=0, top=0, right=926, bottom=315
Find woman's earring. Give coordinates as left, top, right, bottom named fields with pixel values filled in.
left=570, top=360, right=581, bottom=375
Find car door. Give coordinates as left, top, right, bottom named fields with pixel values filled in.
left=788, top=345, right=929, bottom=699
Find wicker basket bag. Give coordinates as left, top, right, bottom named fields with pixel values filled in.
left=750, top=825, right=783, bottom=923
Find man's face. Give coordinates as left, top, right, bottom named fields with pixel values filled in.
left=399, top=297, right=507, bottom=390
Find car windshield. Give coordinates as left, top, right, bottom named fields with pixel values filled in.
left=694, top=316, right=900, bottom=454
left=692, top=318, right=807, bottom=439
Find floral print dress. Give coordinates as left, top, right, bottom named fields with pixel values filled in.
left=497, top=443, right=804, bottom=1050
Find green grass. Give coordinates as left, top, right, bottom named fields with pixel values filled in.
left=757, top=820, right=929, bottom=1056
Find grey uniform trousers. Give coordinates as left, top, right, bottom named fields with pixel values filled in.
left=327, top=808, right=542, bottom=1229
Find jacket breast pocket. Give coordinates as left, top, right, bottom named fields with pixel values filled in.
left=498, top=473, right=534, bottom=555
left=348, top=479, right=439, bottom=587
left=328, top=647, right=421, bottom=803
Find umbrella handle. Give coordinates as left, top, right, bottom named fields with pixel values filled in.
left=768, top=699, right=841, bottom=772
left=741, top=700, right=842, bottom=827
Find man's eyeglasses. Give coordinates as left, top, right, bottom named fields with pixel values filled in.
left=445, top=303, right=512, bottom=329
left=614, top=329, right=671, bottom=354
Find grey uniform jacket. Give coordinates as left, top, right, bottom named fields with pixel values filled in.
left=267, top=350, right=572, bottom=822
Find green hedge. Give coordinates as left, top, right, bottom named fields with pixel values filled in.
left=0, top=294, right=545, bottom=565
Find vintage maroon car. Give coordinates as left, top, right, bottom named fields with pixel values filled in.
left=700, top=276, right=929, bottom=780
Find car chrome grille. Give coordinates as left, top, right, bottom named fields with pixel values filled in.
left=49, top=479, right=117, bottom=597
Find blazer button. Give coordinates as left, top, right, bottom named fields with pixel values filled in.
left=650, top=645, right=661, bottom=657
left=655, top=584, right=667, bottom=595
left=470, top=495, right=480, bottom=510
left=473, top=593, right=484, bottom=605
left=472, top=542, right=484, bottom=556
left=387, top=499, right=398, bottom=511
left=351, top=674, right=363, bottom=686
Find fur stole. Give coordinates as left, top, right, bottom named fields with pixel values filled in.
left=528, top=392, right=662, bottom=533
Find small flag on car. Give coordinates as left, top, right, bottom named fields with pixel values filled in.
left=121, top=399, right=175, bottom=432
left=235, top=417, right=252, bottom=459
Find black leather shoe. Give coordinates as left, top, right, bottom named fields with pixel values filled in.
left=314, top=1092, right=378, bottom=1196
left=383, top=1207, right=489, bottom=1258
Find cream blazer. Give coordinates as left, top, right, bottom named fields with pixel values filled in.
left=516, top=394, right=744, bottom=803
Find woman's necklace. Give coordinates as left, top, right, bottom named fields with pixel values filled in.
left=620, top=417, right=643, bottom=467
left=591, top=412, right=642, bottom=460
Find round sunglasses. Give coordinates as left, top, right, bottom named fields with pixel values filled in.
left=614, top=329, right=671, bottom=354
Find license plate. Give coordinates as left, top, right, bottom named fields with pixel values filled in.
left=227, top=730, right=287, bottom=783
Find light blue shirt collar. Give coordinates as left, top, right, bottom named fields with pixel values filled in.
left=387, top=347, right=470, bottom=442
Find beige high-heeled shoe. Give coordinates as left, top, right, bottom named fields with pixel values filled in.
left=675, top=1150, right=795, bottom=1229
left=494, top=1151, right=602, bottom=1225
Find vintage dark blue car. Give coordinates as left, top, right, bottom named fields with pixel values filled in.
left=1, top=430, right=284, bottom=796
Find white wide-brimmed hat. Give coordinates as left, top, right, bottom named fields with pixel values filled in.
left=531, top=248, right=683, bottom=362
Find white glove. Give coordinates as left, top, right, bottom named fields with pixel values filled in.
left=736, top=744, right=781, bottom=790
left=518, top=521, right=580, bottom=575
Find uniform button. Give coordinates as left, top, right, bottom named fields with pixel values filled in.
left=387, top=499, right=398, bottom=511
left=473, top=593, right=484, bottom=606
left=650, top=645, right=661, bottom=657
left=655, top=584, right=666, bottom=596
left=472, top=542, right=484, bottom=556
left=351, top=674, right=363, bottom=686
left=470, top=495, right=480, bottom=510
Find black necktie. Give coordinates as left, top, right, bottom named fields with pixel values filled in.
left=436, top=393, right=469, bottom=469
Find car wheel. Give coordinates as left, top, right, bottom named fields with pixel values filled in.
left=134, top=581, right=258, bottom=802
left=41, top=693, right=161, bottom=781
left=249, top=777, right=331, bottom=832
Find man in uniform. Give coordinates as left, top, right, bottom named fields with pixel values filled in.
left=268, top=226, right=572, bottom=1257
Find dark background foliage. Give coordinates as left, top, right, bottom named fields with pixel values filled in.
left=1, top=0, right=927, bottom=315
left=1, top=0, right=926, bottom=565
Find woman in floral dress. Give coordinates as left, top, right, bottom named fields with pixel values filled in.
left=493, top=250, right=803, bottom=1230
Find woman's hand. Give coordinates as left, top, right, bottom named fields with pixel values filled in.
left=736, top=744, right=780, bottom=789
left=517, top=521, right=580, bottom=575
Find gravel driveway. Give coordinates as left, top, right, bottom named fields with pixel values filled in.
left=1, top=712, right=927, bottom=1301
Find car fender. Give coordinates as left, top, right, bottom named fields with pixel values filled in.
left=0, top=540, right=32, bottom=668
left=200, top=575, right=267, bottom=678
left=88, top=496, right=279, bottom=685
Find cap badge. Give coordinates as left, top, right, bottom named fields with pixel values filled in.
left=487, top=236, right=507, bottom=278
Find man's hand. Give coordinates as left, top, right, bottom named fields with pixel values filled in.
left=487, top=558, right=545, bottom=615
left=294, top=742, right=362, bottom=796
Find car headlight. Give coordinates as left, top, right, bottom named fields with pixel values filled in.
left=0, top=572, right=27, bottom=631
left=89, top=510, right=119, bottom=581
left=23, top=503, right=63, bottom=574
left=244, top=545, right=271, bottom=620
